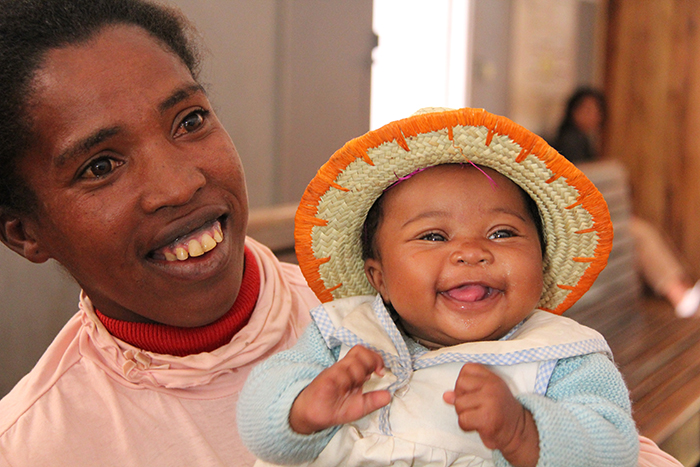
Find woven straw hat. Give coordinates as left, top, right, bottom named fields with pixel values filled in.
left=294, top=107, right=613, bottom=315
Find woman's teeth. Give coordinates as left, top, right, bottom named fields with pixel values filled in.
left=162, top=222, right=224, bottom=261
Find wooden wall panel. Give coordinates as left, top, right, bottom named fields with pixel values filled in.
left=605, top=0, right=700, bottom=277
left=676, top=4, right=700, bottom=276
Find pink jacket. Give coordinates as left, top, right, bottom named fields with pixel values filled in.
left=0, top=238, right=318, bottom=467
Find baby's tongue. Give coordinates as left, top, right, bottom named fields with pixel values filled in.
left=446, top=284, right=489, bottom=302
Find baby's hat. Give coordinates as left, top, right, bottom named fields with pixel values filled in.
left=294, top=107, right=612, bottom=315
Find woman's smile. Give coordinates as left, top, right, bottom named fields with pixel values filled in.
left=146, top=218, right=228, bottom=279
left=148, top=215, right=227, bottom=262
left=156, top=220, right=224, bottom=262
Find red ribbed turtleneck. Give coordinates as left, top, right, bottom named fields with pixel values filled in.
left=95, top=247, right=260, bottom=356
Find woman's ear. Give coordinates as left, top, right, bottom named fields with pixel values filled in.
left=0, top=209, right=50, bottom=263
left=364, top=258, right=389, bottom=302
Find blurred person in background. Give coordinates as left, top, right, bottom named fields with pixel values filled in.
left=553, top=87, right=700, bottom=318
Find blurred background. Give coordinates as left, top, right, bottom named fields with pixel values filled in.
left=2, top=0, right=699, bottom=442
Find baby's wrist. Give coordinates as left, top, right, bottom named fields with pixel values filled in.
left=499, top=408, right=540, bottom=467
left=289, top=396, right=317, bottom=434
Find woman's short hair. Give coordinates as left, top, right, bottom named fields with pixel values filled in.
left=0, top=0, right=201, bottom=213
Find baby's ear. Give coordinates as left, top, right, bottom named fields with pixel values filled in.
left=364, top=258, right=389, bottom=302
left=0, top=209, right=50, bottom=263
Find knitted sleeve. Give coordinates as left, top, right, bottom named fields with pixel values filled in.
left=493, top=353, right=639, bottom=467
left=236, top=320, right=341, bottom=464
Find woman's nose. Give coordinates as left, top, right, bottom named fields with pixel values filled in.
left=450, top=241, right=494, bottom=266
left=139, top=144, right=206, bottom=213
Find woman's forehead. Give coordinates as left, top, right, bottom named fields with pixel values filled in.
left=27, top=25, right=198, bottom=161
left=31, top=24, right=193, bottom=105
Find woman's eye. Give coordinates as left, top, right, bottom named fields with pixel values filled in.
left=175, top=109, right=209, bottom=137
left=81, top=157, right=121, bottom=179
left=489, top=229, right=514, bottom=240
left=420, top=232, right=446, bottom=242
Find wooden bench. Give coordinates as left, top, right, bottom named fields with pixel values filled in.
left=247, top=160, right=700, bottom=466
left=567, top=161, right=700, bottom=466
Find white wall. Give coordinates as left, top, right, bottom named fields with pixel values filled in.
left=469, top=0, right=512, bottom=117
left=370, top=0, right=469, bottom=129
left=169, top=0, right=374, bottom=207
left=170, top=0, right=280, bottom=207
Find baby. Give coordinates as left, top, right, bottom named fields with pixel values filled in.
left=238, top=107, right=639, bottom=467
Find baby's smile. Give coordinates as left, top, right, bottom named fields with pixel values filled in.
left=442, top=284, right=496, bottom=302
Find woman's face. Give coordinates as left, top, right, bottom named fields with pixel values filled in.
left=573, top=96, right=603, bottom=134
left=15, top=25, right=249, bottom=326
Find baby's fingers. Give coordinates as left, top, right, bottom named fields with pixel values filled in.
left=443, top=363, right=488, bottom=405
left=338, top=345, right=386, bottom=384
left=362, top=389, right=392, bottom=416
left=345, top=345, right=385, bottom=373
left=453, top=363, right=500, bottom=394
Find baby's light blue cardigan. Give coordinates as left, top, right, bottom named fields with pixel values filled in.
left=238, top=314, right=639, bottom=467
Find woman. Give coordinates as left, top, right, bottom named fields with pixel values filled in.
left=0, top=1, right=317, bottom=465
left=0, top=1, right=682, bottom=465
left=552, top=87, right=606, bottom=164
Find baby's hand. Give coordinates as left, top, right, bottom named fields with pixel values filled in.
left=443, top=363, right=539, bottom=467
left=289, top=345, right=391, bottom=435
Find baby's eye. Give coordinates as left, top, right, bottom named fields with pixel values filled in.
left=81, top=157, right=122, bottom=179
left=489, top=229, right=515, bottom=240
left=174, top=109, right=210, bottom=137
left=420, top=232, right=447, bottom=242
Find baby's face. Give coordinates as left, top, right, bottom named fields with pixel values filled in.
left=364, top=164, right=544, bottom=346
